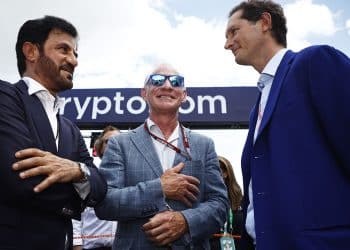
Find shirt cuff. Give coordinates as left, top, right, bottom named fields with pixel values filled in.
left=73, top=181, right=91, bottom=200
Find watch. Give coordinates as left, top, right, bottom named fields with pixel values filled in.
left=77, top=162, right=91, bottom=183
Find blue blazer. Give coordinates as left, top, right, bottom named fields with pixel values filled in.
left=95, top=124, right=229, bottom=250
left=241, top=45, right=350, bottom=250
left=0, top=80, right=106, bottom=250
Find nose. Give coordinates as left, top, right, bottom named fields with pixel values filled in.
left=224, top=37, right=233, bottom=50
left=67, top=52, right=78, bottom=67
left=162, top=79, right=173, bottom=89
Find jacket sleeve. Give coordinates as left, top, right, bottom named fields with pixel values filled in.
left=0, top=82, right=43, bottom=204
left=74, top=125, right=107, bottom=206
left=307, top=46, right=350, bottom=175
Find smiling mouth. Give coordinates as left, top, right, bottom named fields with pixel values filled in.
left=60, top=65, right=74, bottom=80
left=157, top=95, right=174, bottom=100
left=62, top=70, right=73, bottom=80
left=232, top=45, right=240, bottom=55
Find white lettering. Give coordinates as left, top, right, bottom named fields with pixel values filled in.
left=179, top=96, right=195, bottom=114
left=197, top=95, right=227, bottom=114
left=59, top=97, right=71, bottom=115
left=74, top=97, right=91, bottom=119
left=92, top=96, right=111, bottom=119
left=127, top=96, right=146, bottom=114
left=113, top=92, right=125, bottom=114
left=61, top=91, right=228, bottom=120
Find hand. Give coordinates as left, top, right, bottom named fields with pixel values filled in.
left=143, top=210, right=188, bottom=246
left=160, top=162, right=200, bottom=207
left=12, top=148, right=84, bottom=193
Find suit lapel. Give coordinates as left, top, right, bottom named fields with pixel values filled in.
left=130, top=125, right=163, bottom=177
left=15, top=80, right=57, bottom=153
left=57, top=115, right=70, bottom=157
left=249, top=93, right=261, bottom=145
left=173, top=126, right=189, bottom=165
left=241, top=93, right=260, bottom=182
left=257, top=50, right=295, bottom=139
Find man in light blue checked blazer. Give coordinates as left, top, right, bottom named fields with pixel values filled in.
left=95, top=63, right=229, bottom=249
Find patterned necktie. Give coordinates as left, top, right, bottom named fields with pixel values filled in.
left=257, top=73, right=272, bottom=91
left=254, top=73, right=273, bottom=142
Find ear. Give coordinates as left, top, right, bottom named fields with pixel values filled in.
left=141, top=87, right=147, bottom=100
left=22, top=42, right=39, bottom=63
left=181, top=89, right=187, bottom=103
left=260, top=12, right=272, bottom=32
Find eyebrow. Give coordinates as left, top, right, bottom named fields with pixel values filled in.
left=225, top=26, right=238, bottom=38
left=57, top=42, right=78, bottom=58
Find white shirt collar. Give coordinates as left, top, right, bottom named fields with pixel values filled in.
left=146, top=118, right=179, bottom=142
left=22, top=76, right=64, bottom=110
left=22, top=76, right=50, bottom=95
left=261, top=48, right=288, bottom=76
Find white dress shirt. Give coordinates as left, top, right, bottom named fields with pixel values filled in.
left=72, top=209, right=117, bottom=248
left=146, top=118, right=179, bottom=172
left=245, top=49, right=288, bottom=244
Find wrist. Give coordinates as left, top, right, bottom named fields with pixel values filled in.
left=75, top=162, right=90, bottom=183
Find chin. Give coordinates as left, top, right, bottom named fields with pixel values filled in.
left=235, top=56, right=249, bottom=66
left=60, top=79, right=74, bottom=91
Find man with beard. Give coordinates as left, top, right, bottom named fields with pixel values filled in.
left=0, top=16, right=106, bottom=250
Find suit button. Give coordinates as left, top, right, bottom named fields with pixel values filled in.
left=62, top=207, right=73, bottom=216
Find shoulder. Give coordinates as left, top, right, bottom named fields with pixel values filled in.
left=289, top=45, right=349, bottom=72
left=0, top=80, right=24, bottom=106
left=0, top=80, right=17, bottom=95
left=297, top=45, right=348, bottom=60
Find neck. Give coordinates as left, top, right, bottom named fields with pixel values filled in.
left=149, top=113, right=178, bottom=140
left=23, top=71, right=57, bottom=96
left=253, top=43, right=284, bottom=73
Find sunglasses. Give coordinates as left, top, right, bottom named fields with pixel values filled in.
left=147, top=74, right=185, bottom=88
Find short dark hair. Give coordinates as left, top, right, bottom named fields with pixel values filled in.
left=15, top=15, right=78, bottom=76
left=228, top=0, right=287, bottom=47
left=94, top=125, right=120, bottom=158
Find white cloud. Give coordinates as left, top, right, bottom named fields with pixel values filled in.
left=346, top=19, right=350, bottom=35
left=0, top=0, right=258, bottom=87
left=0, top=0, right=341, bottom=88
left=72, top=0, right=259, bottom=88
left=284, top=0, right=338, bottom=51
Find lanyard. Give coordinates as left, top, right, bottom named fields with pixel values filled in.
left=223, top=208, right=233, bottom=233
left=144, top=121, right=192, bottom=161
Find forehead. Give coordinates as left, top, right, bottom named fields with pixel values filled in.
left=152, top=65, right=178, bottom=75
left=226, top=10, right=245, bottom=33
left=45, top=29, right=78, bottom=49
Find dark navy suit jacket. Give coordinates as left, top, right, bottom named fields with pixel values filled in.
left=0, top=80, right=106, bottom=250
left=240, top=45, right=350, bottom=250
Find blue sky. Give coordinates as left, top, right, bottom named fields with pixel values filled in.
left=1, top=0, right=349, bottom=187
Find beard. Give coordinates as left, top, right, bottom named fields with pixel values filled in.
left=37, top=54, right=74, bottom=92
